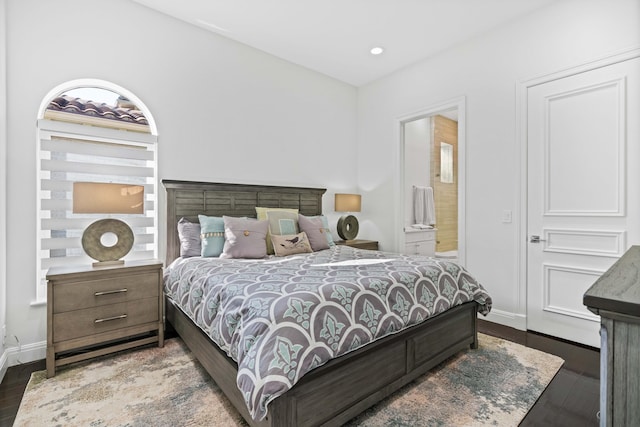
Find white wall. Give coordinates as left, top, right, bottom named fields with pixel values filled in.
left=0, top=0, right=8, bottom=379
left=357, top=0, right=640, bottom=328
left=3, top=0, right=357, bottom=365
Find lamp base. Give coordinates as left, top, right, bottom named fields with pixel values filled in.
left=82, top=218, right=134, bottom=264
left=92, top=260, right=126, bottom=268
left=337, top=215, right=359, bottom=240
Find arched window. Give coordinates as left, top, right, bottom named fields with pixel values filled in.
left=36, top=80, right=158, bottom=301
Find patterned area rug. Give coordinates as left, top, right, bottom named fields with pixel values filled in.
left=14, top=334, right=563, bottom=426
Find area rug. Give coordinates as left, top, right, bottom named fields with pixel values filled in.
left=14, top=334, right=563, bottom=426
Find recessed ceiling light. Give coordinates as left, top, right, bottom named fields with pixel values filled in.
left=370, top=47, right=384, bottom=55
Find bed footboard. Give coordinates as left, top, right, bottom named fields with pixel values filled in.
left=166, top=297, right=478, bottom=427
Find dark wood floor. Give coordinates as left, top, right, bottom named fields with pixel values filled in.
left=0, top=321, right=600, bottom=427
left=479, top=320, right=600, bottom=427
left=0, top=358, right=46, bottom=427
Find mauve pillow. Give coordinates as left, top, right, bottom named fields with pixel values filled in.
left=198, top=215, right=225, bottom=257
left=177, top=217, right=201, bottom=257
left=298, top=214, right=332, bottom=251
left=220, top=216, right=269, bottom=259
left=271, top=232, right=313, bottom=257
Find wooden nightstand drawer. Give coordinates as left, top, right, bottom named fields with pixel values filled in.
left=53, top=273, right=159, bottom=313
left=53, top=297, right=160, bottom=342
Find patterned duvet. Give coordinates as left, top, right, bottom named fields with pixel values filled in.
left=163, top=245, right=492, bottom=421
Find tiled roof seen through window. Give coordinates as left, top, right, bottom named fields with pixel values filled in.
left=46, top=94, right=148, bottom=126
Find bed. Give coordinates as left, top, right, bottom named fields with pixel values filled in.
left=162, top=179, right=491, bottom=427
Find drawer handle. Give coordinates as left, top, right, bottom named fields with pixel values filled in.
left=94, top=314, right=127, bottom=324
left=94, top=288, right=128, bottom=296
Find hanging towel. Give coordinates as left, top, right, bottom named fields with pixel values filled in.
left=413, top=186, right=436, bottom=225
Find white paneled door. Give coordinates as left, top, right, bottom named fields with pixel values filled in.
left=526, top=57, right=640, bottom=348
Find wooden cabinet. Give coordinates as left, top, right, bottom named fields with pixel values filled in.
left=335, top=239, right=379, bottom=250
left=584, top=246, right=640, bottom=427
left=46, top=259, right=164, bottom=377
left=404, top=228, right=436, bottom=256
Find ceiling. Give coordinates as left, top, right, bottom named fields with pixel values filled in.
left=132, top=0, right=558, bottom=87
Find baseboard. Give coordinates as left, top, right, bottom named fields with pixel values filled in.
left=4, top=340, right=46, bottom=367
left=481, top=309, right=526, bottom=331
left=0, top=348, right=8, bottom=384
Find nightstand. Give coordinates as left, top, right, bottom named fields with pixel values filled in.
left=46, top=259, right=164, bottom=377
left=335, top=239, right=379, bottom=250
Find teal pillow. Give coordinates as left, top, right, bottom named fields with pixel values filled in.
left=319, top=215, right=335, bottom=247
left=198, top=215, right=225, bottom=257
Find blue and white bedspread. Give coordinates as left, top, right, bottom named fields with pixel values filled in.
left=163, top=245, right=492, bottom=421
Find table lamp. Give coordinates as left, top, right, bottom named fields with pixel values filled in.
left=73, top=182, right=144, bottom=267
left=335, top=193, right=361, bottom=240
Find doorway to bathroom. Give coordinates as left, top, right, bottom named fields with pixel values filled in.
left=431, top=113, right=458, bottom=259
left=399, top=97, right=464, bottom=263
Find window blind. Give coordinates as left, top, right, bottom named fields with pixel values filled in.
left=37, top=119, right=157, bottom=300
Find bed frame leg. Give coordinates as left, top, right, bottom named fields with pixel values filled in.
left=470, top=310, right=479, bottom=349
left=470, top=337, right=479, bottom=349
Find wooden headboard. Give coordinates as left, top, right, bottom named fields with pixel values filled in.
left=162, top=180, right=326, bottom=266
